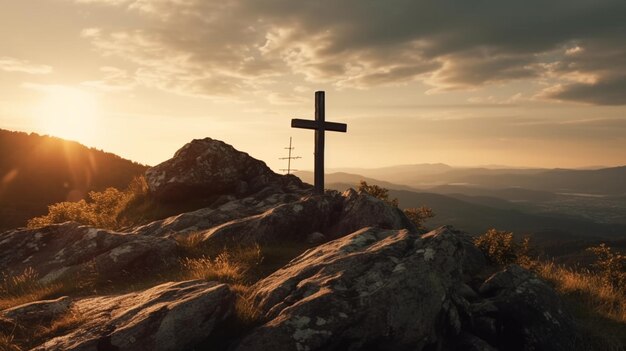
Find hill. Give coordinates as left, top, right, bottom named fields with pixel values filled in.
left=339, top=164, right=626, bottom=195
left=0, top=129, right=148, bottom=230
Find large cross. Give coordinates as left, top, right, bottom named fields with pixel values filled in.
left=292, top=91, right=347, bottom=194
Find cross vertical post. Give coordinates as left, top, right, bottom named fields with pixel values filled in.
left=291, top=91, right=347, bottom=194
left=315, top=91, right=325, bottom=194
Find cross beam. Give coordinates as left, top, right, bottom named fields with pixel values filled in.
left=292, top=91, right=347, bottom=194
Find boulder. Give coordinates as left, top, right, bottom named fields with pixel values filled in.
left=0, top=222, right=177, bottom=284
left=145, top=138, right=304, bottom=201
left=326, top=188, right=416, bottom=238
left=33, top=280, right=234, bottom=351
left=235, top=226, right=465, bottom=351
left=471, top=264, right=578, bottom=351
left=1, top=296, right=72, bottom=325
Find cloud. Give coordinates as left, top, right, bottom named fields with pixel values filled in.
left=74, top=0, right=626, bottom=104
left=539, top=78, right=626, bottom=105
left=0, top=57, right=52, bottom=74
left=81, top=66, right=136, bottom=91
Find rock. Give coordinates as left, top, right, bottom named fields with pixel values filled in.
left=473, top=264, right=577, bottom=351
left=145, top=138, right=304, bottom=201
left=235, top=226, right=466, bottom=351
left=131, top=191, right=306, bottom=237
left=140, top=189, right=415, bottom=249
left=306, top=231, right=326, bottom=244
left=456, top=283, right=479, bottom=301
left=33, top=280, right=234, bottom=351
left=0, top=222, right=177, bottom=284
left=456, top=230, right=487, bottom=277
left=454, top=332, right=499, bottom=351
left=328, top=188, right=416, bottom=237
left=1, top=296, right=71, bottom=325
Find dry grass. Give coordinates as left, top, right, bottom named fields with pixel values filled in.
left=179, top=244, right=263, bottom=284
left=536, top=261, right=626, bottom=323
left=33, top=309, right=85, bottom=344
left=0, top=333, right=22, bottom=351
left=535, top=261, right=626, bottom=349
left=230, top=284, right=261, bottom=327
left=0, top=309, right=85, bottom=351
left=0, top=268, right=65, bottom=311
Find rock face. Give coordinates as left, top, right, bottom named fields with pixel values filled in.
left=33, top=281, right=234, bottom=351
left=0, top=222, right=176, bottom=284
left=1, top=296, right=71, bottom=325
left=234, top=226, right=577, bottom=351
left=135, top=189, right=415, bottom=247
left=473, top=265, right=577, bottom=351
left=236, top=226, right=466, bottom=351
left=145, top=138, right=302, bottom=201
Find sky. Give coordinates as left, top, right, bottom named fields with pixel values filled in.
left=1, top=0, right=625, bottom=172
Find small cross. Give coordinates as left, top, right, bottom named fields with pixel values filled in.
left=292, top=91, right=347, bottom=194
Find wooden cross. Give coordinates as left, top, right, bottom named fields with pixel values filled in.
left=292, top=91, right=347, bottom=194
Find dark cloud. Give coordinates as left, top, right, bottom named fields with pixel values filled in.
left=543, top=78, right=626, bottom=105
left=79, top=0, right=626, bottom=104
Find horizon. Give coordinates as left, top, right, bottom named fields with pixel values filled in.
left=1, top=1, right=625, bottom=171
left=3, top=127, right=624, bottom=172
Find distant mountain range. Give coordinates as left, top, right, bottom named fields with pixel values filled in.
left=0, top=129, right=147, bottom=230
left=326, top=163, right=626, bottom=195
left=294, top=170, right=626, bottom=243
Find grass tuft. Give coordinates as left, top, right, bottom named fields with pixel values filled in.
left=179, top=244, right=263, bottom=284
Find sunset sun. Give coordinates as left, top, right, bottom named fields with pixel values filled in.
left=32, top=86, right=99, bottom=143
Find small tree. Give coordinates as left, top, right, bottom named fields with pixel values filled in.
left=474, top=229, right=517, bottom=266
left=357, top=180, right=398, bottom=207
left=587, top=243, right=626, bottom=290
left=404, top=206, right=435, bottom=231
left=357, top=181, right=435, bottom=230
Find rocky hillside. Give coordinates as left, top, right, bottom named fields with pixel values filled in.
left=0, top=138, right=595, bottom=351
left=0, top=129, right=147, bottom=231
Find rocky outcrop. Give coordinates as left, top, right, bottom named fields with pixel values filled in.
left=135, top=189, right=415, bottom=247
left=136, top=137, right=413, bottom=244
left=33, top=281, right=234, bottom=351
left=0, top=222, right=176, bottom=284
left=0, top=137, right=585, bottom=351
left=1, top=223, right=582, bottom=351
left=145, top=138, right=305, bottom=201
left=236, top=226, right=466, bottom=351
left=233, top=226, right=577, bottom=351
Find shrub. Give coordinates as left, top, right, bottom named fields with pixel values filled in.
left=403, top=206, right=435, bottom=231
left=357, top=181, right=399, bottom=207
left=473, top=229, right=532, bottom=266
left=357, top=181, right=435, bottom=231
left=27, top=176, right=148, bottom=230
left=587, top=243, right=626, bottom=291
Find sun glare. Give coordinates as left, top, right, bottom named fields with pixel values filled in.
left=32, top=86, right=100, bottom=144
